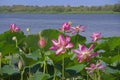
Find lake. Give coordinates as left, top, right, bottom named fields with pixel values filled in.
left=0, top=14, right=120, bottom=39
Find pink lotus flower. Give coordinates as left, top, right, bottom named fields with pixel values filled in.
left=90, top=32, right=101, bottom=42
left=85, top=63, right=105, bottom=74
left=71, top=25, right=85, bottom=34
left=59, top=22, right=71, bottom=33
left=38, top=38, right=46, bottom=48
left=73, top=44, right=98, bottom=63
left=10, top=24, right=20, bottom=32
left=50, top=34, right=73, bottom=55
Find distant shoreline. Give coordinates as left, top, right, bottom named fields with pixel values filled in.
left=0, top=11, right=120, bottom=14
left=0, top=4, right=120, bottom=14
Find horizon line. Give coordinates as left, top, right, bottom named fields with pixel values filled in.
left=0, top=3, right=118, bottom=7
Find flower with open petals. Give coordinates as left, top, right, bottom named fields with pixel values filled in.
left=85, top=63, right=105, bottom=74
left=59, top=22, right=71, bottom=33
left=50, top=34, right=73, bottom=55
left=73, top=44, right=98, bottom=63
left=10, top=24, right=20, bottom=32
left=71, top=25, right=85, bottom=34
left=90, top=32, right=101, bottom=42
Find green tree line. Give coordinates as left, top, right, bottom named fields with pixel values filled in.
left=0, top=4, right=120, bottom=14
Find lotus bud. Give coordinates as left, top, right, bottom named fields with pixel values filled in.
left=26, top=28, right=30, bottom=33
left=38, top=37, right=46, bottom=48
left=18, top=59, right=22, bottom=70
left=12, top=36, right=18, bottom=47
left=12, top=36, right=17, bottom=41
left=26, top=28, right=31, bottom=35
left=26, top=28, right=30, bottom=32
left=68, top=21, right=72, bottom=26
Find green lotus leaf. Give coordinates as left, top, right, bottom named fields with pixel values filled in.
left=1, top=65, right=19, bottom=75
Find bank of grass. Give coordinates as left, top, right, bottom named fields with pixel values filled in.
left=63, top=11, right=120, bottom=14
left=0, top=11, right=120, bottom=14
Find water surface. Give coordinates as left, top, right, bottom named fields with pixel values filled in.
left=0, top=14, right=120, bottom=40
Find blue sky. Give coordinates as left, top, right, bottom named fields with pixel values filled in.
left=0, top=0, right=119, bottom=6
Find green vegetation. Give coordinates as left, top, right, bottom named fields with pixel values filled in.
left=0, top=22, right=120, bottom=79
left=0, top=4, right=120, bottom=14
left=0, top=29, right=120, bottom=80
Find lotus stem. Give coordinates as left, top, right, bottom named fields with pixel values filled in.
left=0, top=52, right=2, bottom=75
left=45, top=61, right=48, bottom=74
left=29, top=66, right=31, bottom=77
left=43, top=56, right=46, bottom=74
left=94, top=73, right=97, bottom=80
left=97, top=69, right=101, bottom=80
left=118, top=48, right=120, bottom=63
left=41, top=48, right=48, bottom=74
left=9, top=53, right=12, bottom=66
left=87, top=74, right=89, bottom=80
left=62, top=55, right=65, bottom=80
left=21, top=68, right=25, bottom=80
left=53, top=66, right=56, bottom=80
left=28, top=31, right=30, bottom=35
left=0, top=57, right=1, bottom=71
left=16, top=39, right=18, bottom=48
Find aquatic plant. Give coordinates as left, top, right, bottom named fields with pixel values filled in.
left=73, top=44, right=98, bottom=63
left=90, top=32, right=101, bottom=42
left=0, top=23, right=120, bottom=80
